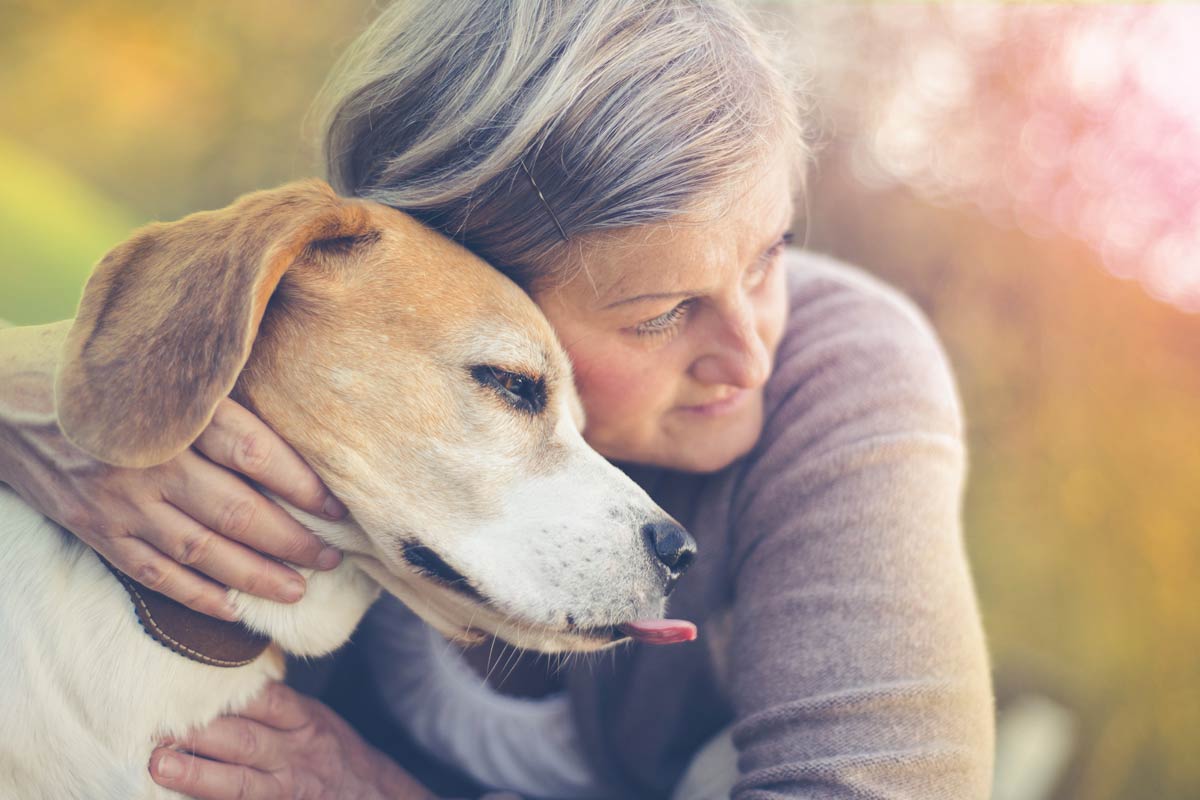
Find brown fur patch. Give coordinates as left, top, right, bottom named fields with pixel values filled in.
left=56, top=181, right=376, bottom=468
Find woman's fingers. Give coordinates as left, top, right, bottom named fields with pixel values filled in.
left=139, top=501, right=307, bottom=604
left=148, top=685, right=428, bottom=799
left=105, top=536, right=240, bottom=622
left=150, top=747, right=286, bottom=800
left=151, top=685, right=311, bottom=797
left=0, top=336, right=344, bottom=618
left=164, top=716, right=292, bottom=772
left=164, top=448, right=340, bottom=574
left=194, top=398, right=348, bottom=521
left=161, top=685, right=311, bottom=764
left=232, top=682, right=312, bottom=731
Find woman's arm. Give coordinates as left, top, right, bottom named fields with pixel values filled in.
left=727, top=270, right=994, bottom=798
left=0, top=320, right=347, bottom=618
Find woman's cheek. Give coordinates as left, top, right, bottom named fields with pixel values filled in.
left=569, top=345, right=668, bottom=449
left=757, top=267, right=789, bottom=362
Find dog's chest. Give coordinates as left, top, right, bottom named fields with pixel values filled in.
left=0, top=488, right=281, bottom=799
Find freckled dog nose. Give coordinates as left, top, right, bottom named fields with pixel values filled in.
left=642, top=521, right=697, bottom=578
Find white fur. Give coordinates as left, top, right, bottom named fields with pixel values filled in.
left=0, top=487, right=283, bottom=799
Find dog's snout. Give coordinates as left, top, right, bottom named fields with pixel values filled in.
left=642, top=520, right=697, bottom=582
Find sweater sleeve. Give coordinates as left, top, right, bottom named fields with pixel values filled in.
left=726, top=255, right=994, bottom=798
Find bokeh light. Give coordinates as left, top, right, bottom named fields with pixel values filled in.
left=769, top=3, right=1200, bottom=315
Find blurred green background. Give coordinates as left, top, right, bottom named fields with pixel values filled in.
left=1, top=4, right=1196, bottom=799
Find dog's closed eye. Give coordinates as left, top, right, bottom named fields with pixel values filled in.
left=304, top=230, right=381, bottom=258
left=470, top=365, right=547, bottom=415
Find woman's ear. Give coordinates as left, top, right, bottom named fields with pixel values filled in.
left=55, top=179, right=376, bottom=468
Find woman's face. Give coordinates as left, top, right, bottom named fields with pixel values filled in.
left=533, top=148, right=796, bottom=473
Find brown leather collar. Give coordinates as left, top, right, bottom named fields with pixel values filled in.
left=101, top=557, right=271, bottom=668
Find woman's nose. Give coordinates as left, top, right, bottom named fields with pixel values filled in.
left=689, top=303, right=771, bottom=388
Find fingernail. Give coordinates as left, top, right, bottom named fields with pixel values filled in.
left=322, top=495, right=348, bottom=519
left=155, top=751, right=181, bottom=779
left=220, top=600, right=241, bottom=621
left=280, top=578, right=305, bottom=602
left=316, top=546, right=343, bottom=570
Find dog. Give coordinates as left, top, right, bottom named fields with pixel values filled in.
left=0, top=180, right=696, bottom=799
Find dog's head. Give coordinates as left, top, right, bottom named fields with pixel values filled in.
left=56, top=180, right=695, bottom=653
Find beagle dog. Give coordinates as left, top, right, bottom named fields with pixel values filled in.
left=0, top=180, right=695, bottom=799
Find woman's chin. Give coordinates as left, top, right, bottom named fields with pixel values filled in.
left=665, top=436, right=760, bottom=473
left=652, top=396, right=767, bottom=473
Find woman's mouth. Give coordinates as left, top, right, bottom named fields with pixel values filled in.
left=677, top=388, right=751, bottom=417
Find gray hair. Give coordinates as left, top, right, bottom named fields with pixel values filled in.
left=315, top=0, right=808, bottom=289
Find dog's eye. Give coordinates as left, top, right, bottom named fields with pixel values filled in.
left=470, top=365, right=547, bottom=414
left=304, top=230, right=381, bottom=258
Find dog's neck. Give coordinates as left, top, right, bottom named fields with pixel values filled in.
left=102, top=556, right=274, bottom=667
left=102, top=505, right=382, bottom=665
left=226, top=512, right=384, bottom=659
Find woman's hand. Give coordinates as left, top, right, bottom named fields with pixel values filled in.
left=0, top=322, right=346, bottom=621
left=149, top=682, right=438, bottom=800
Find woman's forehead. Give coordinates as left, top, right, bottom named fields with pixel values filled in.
left=564, top=185, right=796, bottom=305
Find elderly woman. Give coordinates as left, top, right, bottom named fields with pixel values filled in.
left=0, top=1, right=993, bottom=798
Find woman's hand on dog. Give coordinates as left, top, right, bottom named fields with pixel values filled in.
left=149, top=681, right=438, bottom=800
left=0, top=324, right=346, bottom=621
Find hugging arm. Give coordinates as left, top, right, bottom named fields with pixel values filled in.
left=727, top=287, right=994, bottom=798
left=0, top=320, right=347, bottom=619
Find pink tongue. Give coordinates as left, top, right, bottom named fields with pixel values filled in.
left=619, top=619, right=697, bottom=645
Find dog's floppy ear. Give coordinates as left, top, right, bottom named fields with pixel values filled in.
left=56, top=179, right=374, bottom=468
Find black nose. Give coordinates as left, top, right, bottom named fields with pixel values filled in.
left=642, top=521, right=697, bottom=578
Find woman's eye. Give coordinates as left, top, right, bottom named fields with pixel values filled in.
left=746, top=232, right=793, bottom=290
left=634, top=299, right=694, bottom=338
left=470, top=365, right=546, bottom=414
